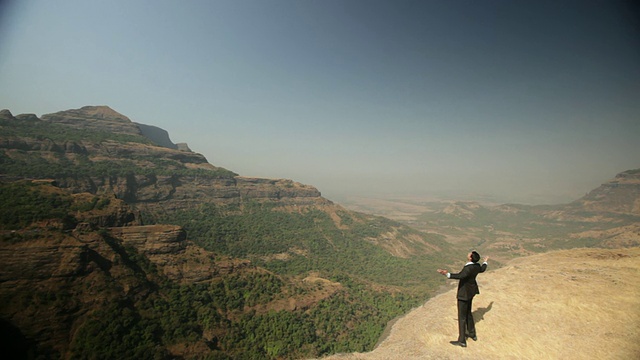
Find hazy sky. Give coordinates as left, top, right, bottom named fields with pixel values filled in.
left=1, top=0, right=639, bottom=204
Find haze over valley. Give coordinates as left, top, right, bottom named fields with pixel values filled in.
left=1, top=106, right=639, bottom=359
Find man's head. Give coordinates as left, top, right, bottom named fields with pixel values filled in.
left=468, top=251, right=480, bottom=263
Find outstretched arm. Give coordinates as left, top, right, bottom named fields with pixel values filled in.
left=447, top=265, right=473, bottom=280
left=479, top=256, right=489, bottom=272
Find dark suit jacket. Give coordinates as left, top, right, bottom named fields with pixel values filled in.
left=449, top=262, right=487, bottom=300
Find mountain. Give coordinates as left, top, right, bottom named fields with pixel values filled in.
left=0, top=106, right=451, bottom=359
left=570, top=169, right=640, bottom=214
left=317, top=247, right=640, bottom=359
left=2, top=105, right=636, bottom=359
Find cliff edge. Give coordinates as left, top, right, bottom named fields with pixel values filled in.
left=317, top=247, right=640, bottom=360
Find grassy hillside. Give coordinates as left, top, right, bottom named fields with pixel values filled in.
left=156, top=201, right=450, bottom=289
left=317, top=247, right=640, bottom=360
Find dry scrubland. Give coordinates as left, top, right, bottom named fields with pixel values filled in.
left=315, top=247, right=640, bottom=360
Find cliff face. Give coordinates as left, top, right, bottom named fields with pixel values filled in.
left=50, top=171, right=326, bottom=215
left=0, top=182, right=251, bottom=357
left=0, top=193, right=142, bottom=355
left=110, top=225, right=249, bottom=282
left=135, top=123, right=179, bottom=149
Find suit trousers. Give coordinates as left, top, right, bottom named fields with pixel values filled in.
left=457, top=297, right=476, bottom=343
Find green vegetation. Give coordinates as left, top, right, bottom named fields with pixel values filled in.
left=71, top=303, right=168, bottom=360
left=61, top=240, right=421, bottom=360
left=68, top=264, right=419, bottom=360
left=135, top=201, right=450, bottom=357
left=1, top=182, right=442, bottom=359
left=160, top=201, right=448, bottom=289
left=221, top=286, right=415, bottom=358
left=71, top=196, right=111, bottom=212
left=0, top=181, right=73, bottom=229
left=0, top=152, right=236, bottom=179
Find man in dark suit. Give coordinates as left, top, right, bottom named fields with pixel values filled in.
left=437, top=251, right=488, bottom=347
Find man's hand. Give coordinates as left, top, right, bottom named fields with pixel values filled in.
left=437, top=269, right=448, bottom=276
left=484, top=256, right=490, bottom=263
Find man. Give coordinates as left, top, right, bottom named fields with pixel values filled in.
left=437, top=251, right=488, bottom=348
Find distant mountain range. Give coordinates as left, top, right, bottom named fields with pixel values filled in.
left=399, top=168, right=640, bottom=264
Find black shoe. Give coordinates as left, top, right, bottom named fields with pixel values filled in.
left=450, top=341, right=467, bottom=347
left=466, top=335, right=478, bottom=341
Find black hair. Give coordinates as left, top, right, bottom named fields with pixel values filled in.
left=471, top=251, right=480, bottom=263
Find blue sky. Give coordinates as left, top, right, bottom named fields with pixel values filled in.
left=1, top=0, right=638, bottom=204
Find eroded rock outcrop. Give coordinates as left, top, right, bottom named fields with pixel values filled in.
left=112, top=225, right=187, bottom=255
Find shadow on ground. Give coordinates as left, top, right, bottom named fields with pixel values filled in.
left=473, top=301, right=493, bottom=323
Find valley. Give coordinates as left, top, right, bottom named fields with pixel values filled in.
left=340, top=174, right=640, bottom=265
left=0, top=106, right=638, bottom=359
